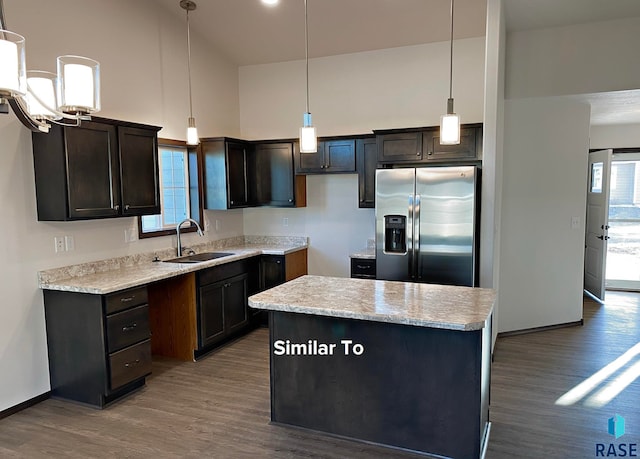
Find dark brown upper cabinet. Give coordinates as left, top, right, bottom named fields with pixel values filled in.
left=376, top=124, right=482, bottom=165
left=356, top=137, right=377, bottom=208
left=295, top=138, right=356, bottom=174
left=251, top=142, right=306, bottom=207
left=376, top=132, right=423, bottom=163
left=200, top=138, right=253, bottom=210
left=422, top=126, right=482, bottom=162
left=32, top=118, right=161, bottom=221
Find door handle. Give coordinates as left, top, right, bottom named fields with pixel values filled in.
left=601, top=225, right=610, bottom=230
left=597, top=235, right=610, bottom=240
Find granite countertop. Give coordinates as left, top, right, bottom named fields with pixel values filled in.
left=349, top=248, right=375, bottom=259
left=38, top=236, right=307, bottom=295
left=249, top=275, right=495, bottom=331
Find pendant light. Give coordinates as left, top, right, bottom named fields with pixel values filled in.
left=299, top=0, right=317, bottom=153
left=0, top=0, right=100, bottom=133
left=180, top=0, right=199, bottom=145
left=440, top=0, right=460, bottom=145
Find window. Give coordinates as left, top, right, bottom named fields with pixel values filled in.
left=138, top=139, right=200, bottom=238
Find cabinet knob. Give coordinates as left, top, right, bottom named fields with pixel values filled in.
left=276, top=260, right=281, bottom=264
left=360, top=198, right=364, bottom=203
left=428, top=151, right=433, bottom=156
left=288, top=198, right=293, bottom=203
left=114, top=205, right=120, bottom=211
left=230, top=201, right=234, bottom=205
left=416, top=152, right=421, bottom=156
left=320, top=165, right=325, bottom=169
left=125, top=204, right=130, bottom=210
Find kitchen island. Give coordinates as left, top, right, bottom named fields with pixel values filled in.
left=248, top=275, right=495, bottom=459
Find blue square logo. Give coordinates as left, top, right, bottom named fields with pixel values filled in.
left=608, top=414, right=625, bottom=439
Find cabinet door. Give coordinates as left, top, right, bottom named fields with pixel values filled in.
left=223, top=274, right=249, bottom=335
left=261, top=255, right=286, bottom=290
left=118, top=126, right=160, bottom=216
left=253, top=143, right=296, bottom=206
left=423, top=127, right=479, bottom=162
left=65, top=121, right=121, bottom=219
left=356, top=138, right=377, bottom=208
left=377, top=132, right=423, bottom=163
left=296, top=142, right=326, bottom=174
left=324, top=139, right=356, bottom=172
left=198, top=281, right=225, bottom=348
left=226, top=141, right=249, bottom=208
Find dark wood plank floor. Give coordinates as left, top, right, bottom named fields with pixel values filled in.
left=0, top=291, right=638, bottom=458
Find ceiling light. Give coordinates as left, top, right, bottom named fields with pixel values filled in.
left=299, top=0, right=317, bottom=153
left=180, top=0, right=199, bottom=145
left=440, top=0, right=460, bottom=145
left=261, top=0, right=279, bottom=6
left=0, top=17, right=100, bottom=132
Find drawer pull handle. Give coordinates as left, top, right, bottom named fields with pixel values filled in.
left=122, top=323, right=138, bottom=332
left=120, top=296, right=135, bottom=303
left=124, top=359, right=141, bottom=368
left=356, top=265, right=371, bottom=269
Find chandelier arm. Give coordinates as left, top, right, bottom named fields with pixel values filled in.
left=0, top=0, right=5, bottom=30
left=9, top=98, right=51, bottom=132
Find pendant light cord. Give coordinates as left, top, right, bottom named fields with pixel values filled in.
left=186, top=7, right=194, bottom=119
left=304, top=0, right=310, bottom=114
left=448, top=0, right=454, bottom=101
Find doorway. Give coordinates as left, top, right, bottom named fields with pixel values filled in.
left=605, top=153, right=640, bottom=291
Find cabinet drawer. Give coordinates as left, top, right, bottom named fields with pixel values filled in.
left=109, top=339, right=152, bottom=390
left=351, top=258, right=376, bottom=279
left=198, top=260, right=247, bottom=286
left=105, top=286, right=148, bottom=314
left=106, top=304, right=151, bottom=353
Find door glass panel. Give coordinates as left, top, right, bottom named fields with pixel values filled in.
left=591, top=162, right=603, bottom=193
left=606, top=159, right=640, bottom=287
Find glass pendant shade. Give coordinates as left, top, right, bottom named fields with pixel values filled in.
left=26, top=71, right=61, bottom=120
left=0, top=30, right=27, bottom=97
left=56, top=55, right=100, bottom=114
left=186, top=117, right=199, bottom=145
left=440, top=113, right=460, bottom=145
left=299, top=113, right=317, bottom=153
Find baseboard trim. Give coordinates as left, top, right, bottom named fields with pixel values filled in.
left=0, top=392, right=50, bottom=420
left=497, top=319, right=584, bottom=338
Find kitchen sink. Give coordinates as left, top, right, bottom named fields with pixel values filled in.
left=163, top=252, right=234, bottom=263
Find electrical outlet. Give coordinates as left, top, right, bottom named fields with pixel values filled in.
left=283, top=217, right=289, bottom=227
left=64, top=235, right=75, bottom=251
left=571, top=216, right=580, bottom=229
left=54, top=236, right=65, bottom=253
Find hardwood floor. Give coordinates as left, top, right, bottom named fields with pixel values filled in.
left=0, top=292, right=638, bottom=458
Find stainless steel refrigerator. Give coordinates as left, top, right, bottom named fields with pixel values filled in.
left=375, top=166, right=479, bottom=286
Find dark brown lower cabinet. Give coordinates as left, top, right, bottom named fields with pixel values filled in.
left=195, top=259, right=256, bottom=358
left=43, top=286, right=152, bottom=408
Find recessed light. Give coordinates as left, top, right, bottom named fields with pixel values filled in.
left=262, top=0, right=279, bottom=6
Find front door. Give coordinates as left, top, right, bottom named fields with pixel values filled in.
left=584, top=149, right=612, bottom=301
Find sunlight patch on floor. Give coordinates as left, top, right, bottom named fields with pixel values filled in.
left=555, top=341, right=640, bottom=407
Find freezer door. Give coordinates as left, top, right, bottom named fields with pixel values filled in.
left=375, top=168, right=415, bottom=281
left=415, top=166, right=477, bottom=286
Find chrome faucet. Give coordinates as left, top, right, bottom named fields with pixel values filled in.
left=176, top=218, right=204, bottom=257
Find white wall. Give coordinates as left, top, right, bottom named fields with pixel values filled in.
left=482, top=0, right=506, bottom=347
left=590, top=124, right=640, bottom=149
left=244, top=175, right=374, bottom=277
left=239, top=38, right=486, bottom=276
left=498, top=97, right=590, bottom=332
left=506, top=16, right=640, bottom=99
left=0, top=0, right=242, bottom=411
left=239, top=38, right=486, bottom=140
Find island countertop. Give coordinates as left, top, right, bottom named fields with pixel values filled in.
left=248, top=275, right=495, bottom=331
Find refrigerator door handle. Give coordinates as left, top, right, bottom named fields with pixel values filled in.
left=414, top=194, right=421, bottom=280
left=408, top=194, right=414, bottom=279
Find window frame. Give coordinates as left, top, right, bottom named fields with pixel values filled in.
left=137, top=138, right=203, bottom=239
